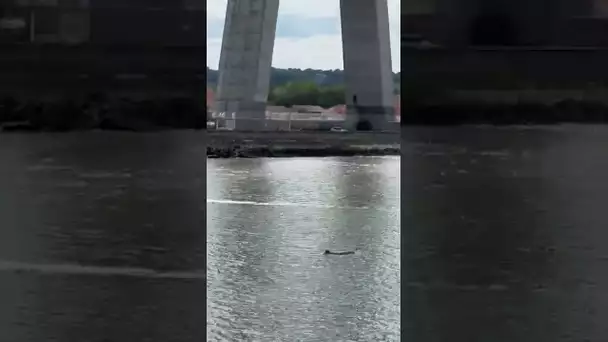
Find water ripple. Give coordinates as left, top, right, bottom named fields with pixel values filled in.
left=0, top=260, right=205, bottom=280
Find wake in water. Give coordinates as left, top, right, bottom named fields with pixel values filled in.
left=0, top=260, right=205, bottom=280
left=206, top=198, right=393, bottom=212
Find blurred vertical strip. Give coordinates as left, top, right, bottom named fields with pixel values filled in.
left=0, top=0, right=207, bottom=100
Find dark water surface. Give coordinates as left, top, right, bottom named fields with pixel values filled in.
left=207, top=156, right=400, bottom=341
left=3, top=126, right=608, bottom=341
left=0, top=132, right=206, bottom=342
left=403, top=125, right=608, bottom=342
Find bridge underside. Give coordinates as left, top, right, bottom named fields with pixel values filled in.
left=214, top=0, right=394, bottom=131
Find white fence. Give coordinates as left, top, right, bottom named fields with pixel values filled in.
left=210, top=111, right=344, bottom=121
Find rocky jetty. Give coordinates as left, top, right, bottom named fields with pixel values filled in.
left=206, top=144, right=400, bottom=158
left=206, top=131, right=400, bottom=158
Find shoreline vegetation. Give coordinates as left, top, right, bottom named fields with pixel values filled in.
left=206, top=144, right=400, bottom=158
left=5, top=98, right=608, bottom=132
left=206, top=67, right=401, bottom=108
left=5, top=97, right=608, bottom=157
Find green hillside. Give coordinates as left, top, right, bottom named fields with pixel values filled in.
left=207, top=67, right=400, bottom=94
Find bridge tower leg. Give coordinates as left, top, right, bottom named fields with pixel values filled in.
left=215, top=0, right=279, bottom=131
left=340, top=0, right=395, bottom=131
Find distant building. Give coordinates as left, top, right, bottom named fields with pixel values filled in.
left=329, top=94, right=399, bottom=122
left=207, top=88, right=215, bottom=108
left=208, top=87, right=399, bottom=122
left=291, top=105, right=325, bottom=113
left=329, top=104, right=346, bottom=115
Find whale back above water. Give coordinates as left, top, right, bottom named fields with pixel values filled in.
left=324, top=249, right=355, bottom=255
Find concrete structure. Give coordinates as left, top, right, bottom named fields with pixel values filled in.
left=214, top=0, right=280, bottom=131
left=215, top=0, right=394, bottom=131
left=207, top=87, right=401, bottom=125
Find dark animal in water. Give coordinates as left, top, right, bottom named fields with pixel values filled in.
left=324, top=249, right=355, bottom=255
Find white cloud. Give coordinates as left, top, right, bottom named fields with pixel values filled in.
left=207, top=0, right=341, bottom=19
left=206, top=0, right=228, bottom=19
left=206, top=0, right=401, bottom=72
left=273, top=0, right=342, bottom=18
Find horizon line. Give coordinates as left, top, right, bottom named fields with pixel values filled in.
left=206, top=67, right=401, bottom=73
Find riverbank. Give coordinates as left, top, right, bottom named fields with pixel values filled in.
left=206, top=144, right=400, bottom=158
left=206, top=131, right=400, bottom=158
left=6, top=97, right=608, bottom=132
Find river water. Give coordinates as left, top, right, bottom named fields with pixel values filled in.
left=207, top=157, right=400, bottom=341
left=0, top=132, right=207, bottom=342
left=2, top=126, right=608, bottom=341
left=403, top=125, right=608, bottom=342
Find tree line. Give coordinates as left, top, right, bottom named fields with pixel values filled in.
left=207, top=67, right=400, bottom=108
left=268, top=82, right=345, bottom=108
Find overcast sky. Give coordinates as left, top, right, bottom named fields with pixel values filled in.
left=207, top=0, right=401, bottom=72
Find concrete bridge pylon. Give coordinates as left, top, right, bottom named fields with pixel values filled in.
left=215, top=0, right=394, bottom=131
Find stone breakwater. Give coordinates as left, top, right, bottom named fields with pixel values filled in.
left=206, top=144, right=400, bottom=158
left=206, top=131, right=400, bottom=158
